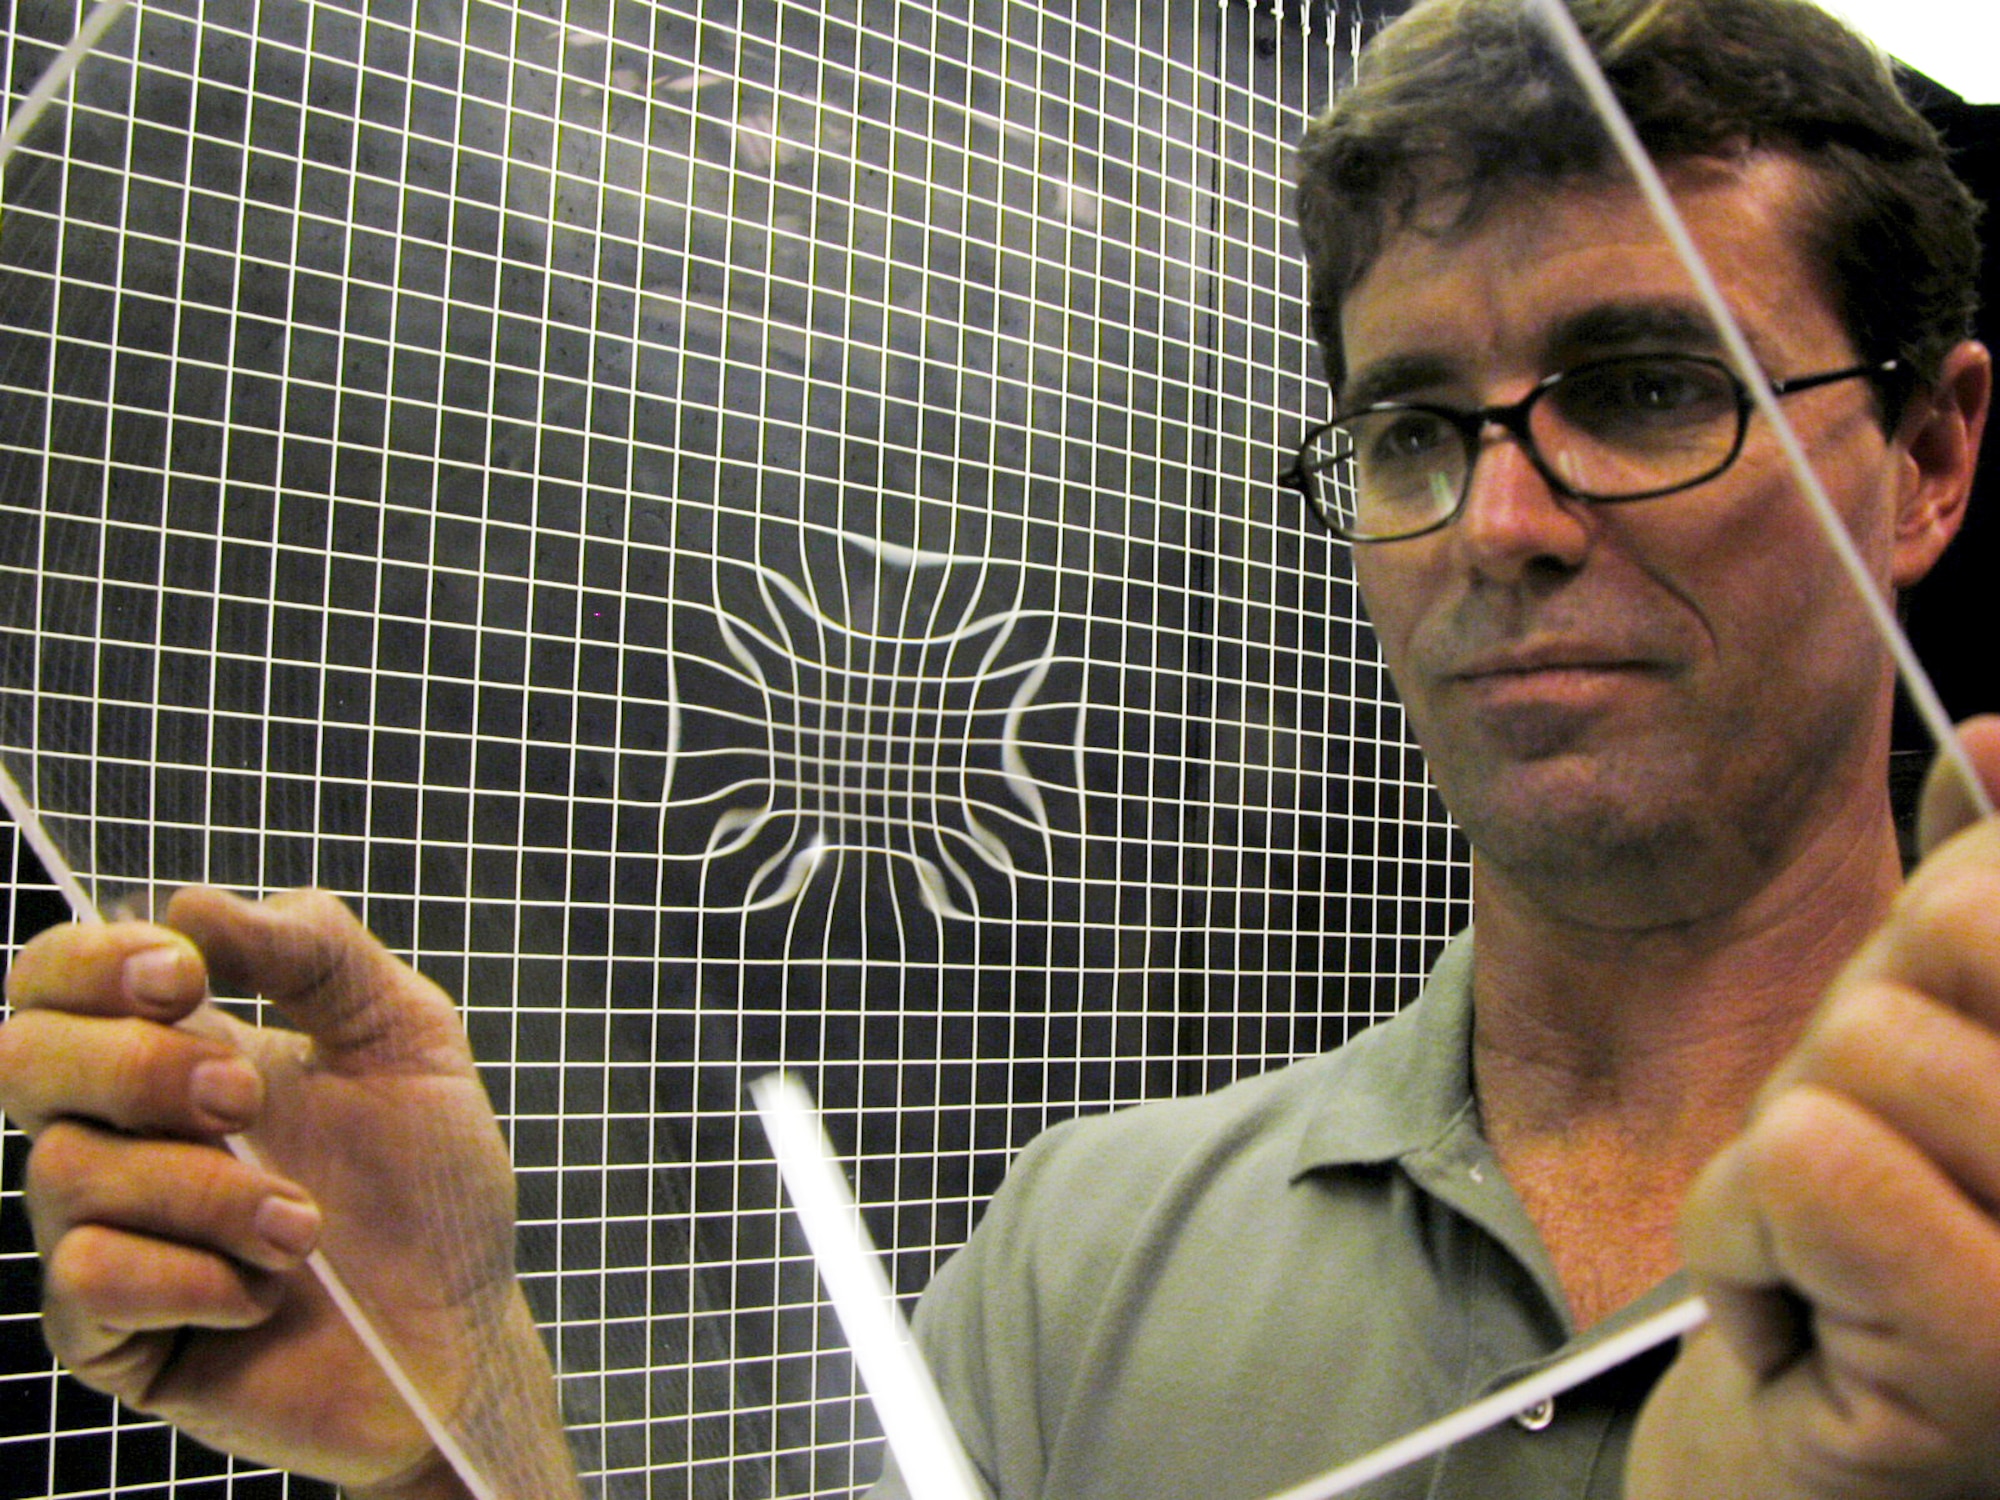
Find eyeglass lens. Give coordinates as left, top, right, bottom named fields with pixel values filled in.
left=1315, top=356, right=1745, bottom=539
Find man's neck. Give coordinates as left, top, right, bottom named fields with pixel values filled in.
left=1467, top=790, right=1906, bottom=1326
left=1471, top=792, right=1904, bottom=1130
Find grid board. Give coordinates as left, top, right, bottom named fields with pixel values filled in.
left=0, top=1, right=1470, bottom=1496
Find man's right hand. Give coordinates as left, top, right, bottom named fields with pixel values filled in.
left=0, top=886, right=576, bottom=1500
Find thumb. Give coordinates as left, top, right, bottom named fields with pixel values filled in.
left=1917, top=716, right=2000, bottom=857
left=163, top=886, right=475, bottom=1076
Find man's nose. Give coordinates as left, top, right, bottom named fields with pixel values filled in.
left=1451, top=422, right=1593, bottom=581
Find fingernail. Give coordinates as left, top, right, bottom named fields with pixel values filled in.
left=254, top=1194, right=321, bottom=1259
left=189, top=1057, right=262, bottom=1131
left=123, top=945, right=198, bottom=1010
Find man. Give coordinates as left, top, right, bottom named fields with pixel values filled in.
left=4, top=0, right=2000, bottom=1497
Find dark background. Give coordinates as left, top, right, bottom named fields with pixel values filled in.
left=1900, top=89, right=2000, bottom=741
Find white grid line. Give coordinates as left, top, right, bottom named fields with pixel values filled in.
left=0, top=1, right=1462, bottom=1496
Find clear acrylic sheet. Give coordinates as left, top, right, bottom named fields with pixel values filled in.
left=0, top=2, right=1413, bottom=1497
left=6, top=1, right=1979, bottom=1497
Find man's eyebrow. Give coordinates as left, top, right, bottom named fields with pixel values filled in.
left=1338, top=303, right=1739, bottom=411
left=1337, top=353, right=1457, bottom=412
left=1546, top=301, right=1721, bottom=359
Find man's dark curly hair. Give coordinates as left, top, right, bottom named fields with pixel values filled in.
left=1296, top=0, right=1982, bottom=417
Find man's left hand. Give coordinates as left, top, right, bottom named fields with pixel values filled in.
left=1630, top=715, right=2000, bottom=1498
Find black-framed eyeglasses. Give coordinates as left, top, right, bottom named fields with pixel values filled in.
left=1281, top=353, right=1899, bottom=544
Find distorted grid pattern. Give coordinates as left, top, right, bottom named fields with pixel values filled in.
left=0, top=0, right=1468, bottom=1496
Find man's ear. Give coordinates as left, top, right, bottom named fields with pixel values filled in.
left=1891, top=338, right=1991, bottom=589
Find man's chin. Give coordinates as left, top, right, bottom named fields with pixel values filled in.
left=1442, top=751, right=1698, bottom=881
left=1459, top=698, right=1634, bottom=765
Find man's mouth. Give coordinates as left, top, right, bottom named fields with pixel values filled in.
left=1445, top=644, right=1659, bottom=682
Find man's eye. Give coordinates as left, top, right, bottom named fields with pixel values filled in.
left=1623, top=369, right=1702, bottom=410
left=1359, top=411, right=1451, bottom=465
left=1560, top=361, right=1735, bottom=428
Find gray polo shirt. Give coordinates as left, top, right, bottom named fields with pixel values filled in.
left=871, top=933, right=1688, bottom=1500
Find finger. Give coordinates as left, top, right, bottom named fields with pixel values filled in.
left=1680, top=1137, right=1802, bottom=1380
left=1685, top=1085, right=2000, bottom=1433
left=1830, top=818, right=2000, bottom=1033
left=43, top=1222, right=285, bottom=1377
left=1784, top=980, right=2000, bottom=1213
left=1917, top=713, right=2000, bottom=855
left=28, top=1120, right=321, bottom=1272
left=43, top=1221, right=288, bottom=1414
left=0, top=1009, right=264, bottom=1139
left=164, top=888, right=473, bottom=1076
left=6, top=919, right=208, bottom=1023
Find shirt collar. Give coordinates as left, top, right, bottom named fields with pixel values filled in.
left=1290, top=929, right=1480, bottom=1178
left=1287, top=928, right=1699, bottom=1343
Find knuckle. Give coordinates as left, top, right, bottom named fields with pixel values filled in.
left=1808, top=981, right=1875, bottom=1051
left=31, top=1126, right=279, bottom=1269
left=0, top=1010, right=98, bottom=1137
left=271, top=885, right=355, bottom=940
left=1767, top=1396, right=1958, bottom=1491
left=40, top=1241, right=198, bottom=1410
left=109, top=1019, right=208, bottom=1125
left=1897, top=854, right=2000, bottom=940
left=1746, top=1085, right=1852, bottom=1198
left=3, top=922, right=76, bottom=1007
left=44, top=1220, right=268, bottom=1331
left=24, top=1123, right=97, bottom=1228
left=77, top=1339, right=173, bottom=1411
left=42, top=1222, right=125, bottom=1314
left=0, top=1016, right=36, bottom=1121
left=265, top=889, right=367, bottom=997
left=1804, top=982, right=1910, bottom=1077
left=174, top=1150, right=263, bottom=1240
left=0, top=1011, right=223, bottom=1139
left=6, top=920, right=159, bottom=1012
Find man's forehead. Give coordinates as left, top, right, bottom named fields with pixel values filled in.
left=1334, top=158, right=1823, bottom=400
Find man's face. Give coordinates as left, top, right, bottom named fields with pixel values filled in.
left=1340, top=155, right=1944, bottom=922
